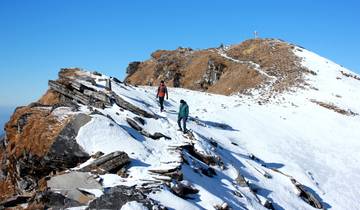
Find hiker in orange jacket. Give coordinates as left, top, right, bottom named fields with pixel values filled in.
left=156, top=80, right=168, bottom=112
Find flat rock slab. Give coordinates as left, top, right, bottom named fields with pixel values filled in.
left=47, top=171, right=102, bottom=204
left=81, top=151, right=130, bottom=174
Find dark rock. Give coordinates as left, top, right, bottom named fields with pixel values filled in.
left=173, top=72, right=182, bottom=87
left=111, top=76, right=123, bottom=84
left=150, top=132, right=171, bottom=140
left=126, top=118, right=143, bottom=131
left=126, top=61, right=141, bottom=75
left=291, top=178, right=324, bottom=209
left=93, top=71, right=102, bottom=76
left=263, top=200, right=275, bottom=210
left=81, top=151, right=130, bottom=174
left=134, top=117, right=146, bottom=125
left=90, top=109, right=104, bottom=116
left=200, top=59, right=226, bottom=89
left=48, top=80, right=111, bottom=109
left=50, top=101, right=80, bottom=112
left=92, top=151, right=105, bottom=159
left=201, top=167, right=217, bottom=177
left=0, top=195, right=32, bottom=208
left=112, top=93, right=157, bottom=119
left=13, top=114, right=91, bottom=182
left=17, top=113, right=32, bottom=133
left=88, top=185, right=155, bottom=209
left=45, top=113, right=91, bottom=171
left=183, top=144, right=218, bottom=166
left=37, top=190, right=82, bottom=209
left=171, top=180, right=199, bottom=198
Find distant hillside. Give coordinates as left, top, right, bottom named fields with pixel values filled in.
left=125, top=38, right=311, bottom=101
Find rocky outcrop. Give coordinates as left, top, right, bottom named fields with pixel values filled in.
left=126, top=61, right=141, bottom=76
left=80, top=151, right=130, bottom=174
left=0, top=107, right=91, bottom=202
left=88, top=185, right=162, bottom=209
left=125, top=39, right=310, bottom=97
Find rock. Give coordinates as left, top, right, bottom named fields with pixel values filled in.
left=48, top=80, right=111, bottom=109
left=150, top=132, right=171, bottom=140
left=88, top=185, right=155, bottom=209
left=16, top=113, right=32, bottom=133
left=171, top=180, right=199, bottom=198
left=112, top=93, right=157, bottom=119
left=0, top=195, right=32, bottom=208
left=127, top=118, right=143, bottom=131
left=93, top=71, right=102, bottom=76
left=291, top=178, right=324, bottom=209
left=81, top=151, right=130, bottom=174
left=201, top=59, right=226, bottom=89
left=111, top=76, right=123, bottom=84
left=134, top=117, right=146, bottom=125
left=214, top=202, right=230, bottom=210
left=44, top=113, right=91, bottom=172
left=50, top=101, right=80, bottom=112
left=201, top=167, right=217, bottom=177
left=47, top=171, right=102, bottom=204
left=92, top=151, right=105, bottom=159
left=235, top=171, right=248, bottom=187
left=126, top=61, right=141, bottom=75
left=36, top=190, right=83, bottom=209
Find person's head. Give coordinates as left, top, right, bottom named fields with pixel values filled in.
left=160, top=80, right=165, bottom=85
left=180, top=99, right=185, bottom=104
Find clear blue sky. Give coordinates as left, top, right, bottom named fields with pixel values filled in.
left=0, top=0, right=359, bottom=107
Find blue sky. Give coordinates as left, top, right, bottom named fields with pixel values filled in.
left=0, top=0, right=359, bottom=107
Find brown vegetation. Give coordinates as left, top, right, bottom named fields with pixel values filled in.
left=125, top=38, right=311, bottom=97
left=310, top=99, right=358, bottom=116
left=340, top=70, right=360, bottom=81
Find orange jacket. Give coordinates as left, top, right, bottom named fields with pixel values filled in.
left=157, top=84, right=168, bottom=98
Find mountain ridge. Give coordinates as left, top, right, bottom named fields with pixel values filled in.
left=0, top=40, right=360, bottom=209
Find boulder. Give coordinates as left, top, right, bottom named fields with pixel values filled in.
left=81, top=151, right=130, bottom=174
left=126, top=61, right=141, bottom=75
left=88, top=185, right=155, bottom=209
left=112, top=94, right=157, bottom=119
left=47, top=171, right=102, bottom=204
left=171, top=180, right=199, bottom=198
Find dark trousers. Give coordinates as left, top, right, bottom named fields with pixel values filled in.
left=159, top=97, right=164, bottom=111
left=178, top=117, right=187, bottom=132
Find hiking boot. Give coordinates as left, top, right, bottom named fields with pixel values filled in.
left=177, top=128, right=183, bottom=132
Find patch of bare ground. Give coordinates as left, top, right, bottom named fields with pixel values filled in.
left=226, top=39, right=310, bottom=93
left=125, top=38, right=314, bottom=98
left=310, top=99, right=358, bottom=116
left=340, top=70, right=360, bottom=81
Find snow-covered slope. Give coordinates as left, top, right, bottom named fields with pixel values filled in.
left=66, top=47, right=360, bottom=210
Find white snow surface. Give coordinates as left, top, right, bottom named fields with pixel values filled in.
left=120, top=201, right=148, bottom=210
left=72, top=48, right=360, bottom=210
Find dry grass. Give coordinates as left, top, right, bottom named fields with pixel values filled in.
left=125, top=39, right=310, bottom=97
left=310, top=99, right=358, bottom=116
left=4, top=106, right=70, bottom=158
left=38, top=89, right=61, bottom=105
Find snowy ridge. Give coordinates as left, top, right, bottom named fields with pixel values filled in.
left=67, top=48, right=360, bottom=210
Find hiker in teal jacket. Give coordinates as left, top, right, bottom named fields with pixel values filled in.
left=177, top=99, right=189, bottom=133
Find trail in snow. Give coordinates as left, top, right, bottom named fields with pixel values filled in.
left=216, top=48, right=277, bottom=81
left=70, top=46, right=360, bottom=210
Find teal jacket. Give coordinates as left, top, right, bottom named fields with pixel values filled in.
left=178, top=103, right=189, bottom=118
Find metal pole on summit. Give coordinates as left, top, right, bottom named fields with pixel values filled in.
left=254, top=31, right=258, bottom=39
